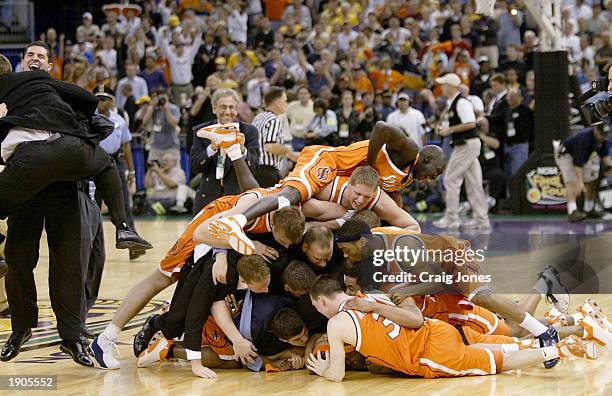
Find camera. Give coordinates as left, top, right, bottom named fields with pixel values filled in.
left=580, top=91, right=612, bottom=125
left=591, top=76, right=610, bottom=92
left=149, top=159, right=161, bottom=167
left=158, top=97, right=166, bottom=106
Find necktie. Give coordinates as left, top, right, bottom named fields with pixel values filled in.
left=238, top=290, right=263, bottom=371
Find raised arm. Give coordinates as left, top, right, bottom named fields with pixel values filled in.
left=367, top=121, right=418, bottom=167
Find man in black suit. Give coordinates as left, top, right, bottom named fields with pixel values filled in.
left=486, top=73, right=510, bottom=151
left=190, top=88, right=259, bottom=213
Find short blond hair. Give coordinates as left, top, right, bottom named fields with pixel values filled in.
left=349, top=166, right=379, bottom=189
left=237, top=255, right=270, bottom=283
left=0, top=54, right=13, bottom=75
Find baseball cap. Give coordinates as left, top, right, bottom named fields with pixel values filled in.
left=435, top=73, right=462, bottom=87
left=397, top=92, right=410, bottom=101
left=93, top=85, right=115, bottom=100
left=478, top=55, right=489, bottom=63
left=82, top=12, right=93, bottom=20
left=135, top=95, right=151, bottom=105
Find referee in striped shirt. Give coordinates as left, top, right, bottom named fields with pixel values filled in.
left=252, top=87, right=291, bottom=187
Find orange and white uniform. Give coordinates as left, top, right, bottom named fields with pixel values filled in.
left=201, top=316, right=234, bottom=360
left=324, top=175, right=382, bottom=209
left=158, top=187, right=278, bottom=276
left=340, top=293, right=503, bottom=378
left=413, top=294, right=511, bottom=336
left=370, top=228, right=488, bottom=298
left=281, top=140, right=418, bottom=201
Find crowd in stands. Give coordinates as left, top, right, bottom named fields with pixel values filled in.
left=30, top=0, right=612, bottom=215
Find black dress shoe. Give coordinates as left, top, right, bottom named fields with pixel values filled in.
left=116, top=230, right=153, bottom=250
left=81, top=327, right=96, bottom=339
left=0, top=329, right=32, bottom=361
left=60, top=340, right=94, bottom=367
left=79, top=336, right=94, bottom=356
left=0, top=307, right=10, bottom=318
left=133, top=314, right=159, bottom=357
left=0, top=257, right=7, bottom=279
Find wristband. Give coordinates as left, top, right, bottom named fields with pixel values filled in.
left=335, top=218, right=346, bottom=227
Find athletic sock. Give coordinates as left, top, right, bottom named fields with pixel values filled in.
left=584, top=200, right=594, bottom=212
left=103, top=323, right=121, bottom=340
left=541, top=346, right=560, bottom=361
left=567, top=201, right=577, bottom=214
left=501, top=344, right=520, bottom=353
left=519, top=312, right=549, bottom=336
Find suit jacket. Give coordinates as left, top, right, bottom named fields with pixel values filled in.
left=0, top=71, right=100, bottom=145
left=488, top=93, right=509, bottom=137
left=190, top=119, right=260, bottom=211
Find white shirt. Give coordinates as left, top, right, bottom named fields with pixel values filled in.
left=99, top=48, right=117, bottom=75
left=160, top=33, right=203, bottom=85
left=116, top=76, right=149, bottom=110
left=560, top=34, right=582, bottom=61
left=447, top=92, right=476, bottom=123
left=227, top=10, right=248, bottom=44
left=467, top=95, right=485, bottom=115
left=246, top=78, right=270, bottom=109
left=386, top=107, right=426, bottom=148
left=487, top=90, right=507, bottom=115
left=1, top=127, right=52, bottom=162
left=337, top=30, right=358, bottom=51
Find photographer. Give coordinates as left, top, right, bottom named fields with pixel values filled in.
left=141, top=88, right=181, bottom=162
left=144, top=153, right=194, bottom=214
left=554, top=123, right=612, bottom=222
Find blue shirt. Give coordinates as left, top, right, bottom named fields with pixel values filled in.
left=99, top=111, right=132, bottom=155
left=563, top=128, right=609, bottom=167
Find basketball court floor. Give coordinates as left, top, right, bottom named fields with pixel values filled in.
left=0, top=216, right=610, bottom=395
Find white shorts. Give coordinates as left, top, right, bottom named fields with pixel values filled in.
left=554, top=152, right=600, bottom=184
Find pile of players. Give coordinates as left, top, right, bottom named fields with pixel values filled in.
left=91, top=122, right=611, bottom=380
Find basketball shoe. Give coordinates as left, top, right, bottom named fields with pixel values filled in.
left=537, top=326, right=560, bottom=369
left=556, top=335, right=599, bottom=360
left=196, top=123, right=241, bottom=149
left=580, top=311, right=612, bottom=353
left=137, top=332, right=174, bottom=368
left=208, top=214, right=255, bottom=255
left=92, top=333, right=121, bottom=370
left=578, top=298, right=612, bottom=332
left=134, top=314, right=159, bottom=358
left=535, top=266, right=570, bottom=313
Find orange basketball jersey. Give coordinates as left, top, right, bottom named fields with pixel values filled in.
left=281, top=140, right=418, bottom=200
left=341, top=293, right=502, bottom=378
left=158, top=187, right=277, bottom=276
left=327, top=175, right=381, bottom=210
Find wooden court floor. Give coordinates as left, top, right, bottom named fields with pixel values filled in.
left=0, top=218, right=611, bottom=396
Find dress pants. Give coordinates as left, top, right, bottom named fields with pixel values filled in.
left=443, top=138, right=489, bottom=222
left=78, top=186, right=105, bottom=328
left=5, top=182, right=83, bottom=341
left=0, top=135, right=127, bottom=229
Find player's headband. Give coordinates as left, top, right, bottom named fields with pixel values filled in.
left=335, top=229, right=372, bottom=243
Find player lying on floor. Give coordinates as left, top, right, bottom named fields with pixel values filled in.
left=333, top=219, right=576, bottom=368
left=342, top=263, right=612, bottom=354
left=201, top=122, right=446, bottom=255
left=138, top=288, right=306, bottom=377
left=306, top=276, right=599, bottom=382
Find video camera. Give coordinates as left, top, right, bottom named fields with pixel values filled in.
left=580, top=76, right=611, bottom=125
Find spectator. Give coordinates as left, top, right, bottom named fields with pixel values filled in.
left=496, top=1, right=522, bottom=52
left=487, top=73, right=510, bottom=141
left=286, top=86, right=315, bottom=151
left=253, top=87, right=291, bottom=187
left=227, top=3, right=248, bottom=44
left=98, top=36, right=118, bottom=77
left=141, top=89, right=181, bottom=162
left=116, top=63, right=149, bottom=110
left=369, top=56, right=404, bottom=93
left=159, top=25, right=203, bottom=104
left=302, top=59, right=334, bottom=96
left=338, top=22, right=358, bottom=52
left=189, top=88, right=260, bottom=211
left=77, top=12, right=101, bottom=42
left=523, top=70, right=536, bottom=111
left=377, top=91, right=395, bottom=121
left=499, top=44, right=526, bottom=83
left=139, top=55, right=168, bottom=92
left=471, top=55, right=492, bottom=99
left=246, top=67, right=271, bottom=110
left=477, top=118, right=507, bottom=211
left=304, top=99, right=338, bottom=146
left=282, top=0, right=312, bottom=31
left=187, top=75, right=220, bottom=152
left=335, top=90, right=361, bottom=146
left=386, top=92, right=427, bottom=148
left=503, top=88, right=534, bottom=176
left=459, top=84, right=485, bottom=117
left=560, top=20, right=582, bottom=62
left=145, top=153, right=194, bottom=214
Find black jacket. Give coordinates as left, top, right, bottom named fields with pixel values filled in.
left=0, top=71, right=101, bottom=145
left=190, top=119, right=260, bottom=211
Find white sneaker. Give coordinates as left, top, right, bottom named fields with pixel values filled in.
left=92, top=334, right=121, bottom=370
left=169, top=205, right=189, bottom=214
left=137, top=332, right=174, bottom=368
left=462, top=219, right=491, bottom=230
left=579, top=298, right=612, bottom=332
left=432, top=217, right=460, bottom=230
left=557, top=335, right=600, bottom=360
left=196, top=123, right=240, bottom=148
left=580, top=312, right=612, bottom=353
left=208, top=215, right=255, bottom=255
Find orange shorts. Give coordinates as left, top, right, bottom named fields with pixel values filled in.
left=281, top=142, right=368, bottom=200
left=447, top=305, right=511, bottom=336
left=201, top=316, right=234, bottom=360
left=459, top=326, right=517, bottom=345
left=417, top=320, right=503, bottom=378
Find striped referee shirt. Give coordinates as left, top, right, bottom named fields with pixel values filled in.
left=252, top=111, right=285, bottom=171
